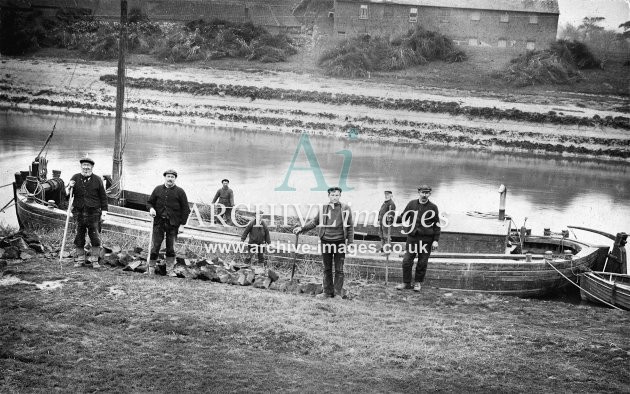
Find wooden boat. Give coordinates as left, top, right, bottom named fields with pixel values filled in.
left=7, top=0, right=613, bottom=297
left=13, top=183, right=611, bottom=297
left=579, top=272, right=630, bottom=310
left=573, top=227, right=629, bottom=309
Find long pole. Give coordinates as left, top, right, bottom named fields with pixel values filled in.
left=290, top=233, right=299, bottom=282
left=59, top=189, right=74, bottom=272
left=112, top=0, right=127, bottom=201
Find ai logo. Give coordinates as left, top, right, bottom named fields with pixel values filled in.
left=275, top=133, right=353, bottom=191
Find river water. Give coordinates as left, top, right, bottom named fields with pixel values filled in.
left=1, top=110, right=628, bottom=245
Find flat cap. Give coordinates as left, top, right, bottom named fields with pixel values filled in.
left=417, top=185, right=432, bottom=192
left=163, top=169, right=178, bottom=177
left=79, top=156, right=95, bottom=165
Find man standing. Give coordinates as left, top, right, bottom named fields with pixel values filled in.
left=212, top=179, right=234, bottom=223
left=378, top=190, right=396, bottom=253
left=294, top=187, right=354, bottom=299
left=241, top=217, right=271, bottom=266
left=396, top=185, right=440, bottom=292
left=66, top=156, right=108, bottom=268
left=147, top=169, right=190, bottom=276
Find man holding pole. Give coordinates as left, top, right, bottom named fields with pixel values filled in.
left=66, top=156, right=108, bottom=268
left=147, top=169, right=190, bottom=276
left=293, top=187, right=354, bottom=299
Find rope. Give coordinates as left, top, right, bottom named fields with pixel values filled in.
left=543, top=258, right=622, bottom=310
left=0, top=197, right=15, bottom=212
left=35, top=63, right=79, bottom=160
left=466, top=211, right=500, bottom=219
left=0, top=182, right=14, bottom=189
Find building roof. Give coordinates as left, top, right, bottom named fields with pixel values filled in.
left=340, top=0, right=560, bottom=14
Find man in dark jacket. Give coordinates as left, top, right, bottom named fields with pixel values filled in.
left=294, top=187, right=354, bottom=299
left=378, top=190, right=396, bottom=253
left=66, top=156, right=108, bottom=268
left=211, top=179, right=234, bottom=223
left=396, top=185, right=440, bottom=292
left=241, top=217, right=271, bottom=266
left=147, top=169, right=190, bottom=276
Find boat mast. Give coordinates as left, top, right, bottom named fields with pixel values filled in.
left=112, top=0, right=127, bottom=203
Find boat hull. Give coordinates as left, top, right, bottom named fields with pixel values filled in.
left=15, top=189, right=605, bottom=297
left=580, top=271, right=630, bottom=310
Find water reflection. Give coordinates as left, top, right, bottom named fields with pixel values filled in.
left=1, top=110, right=628, bottom=243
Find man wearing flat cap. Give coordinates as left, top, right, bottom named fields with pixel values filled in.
left=211, top=178, right=234, bottom=224
left=378, top=190, right=396, bottom=253
left=67, top=155, right=108, bottom=268
left=396, top=185, right=441, bottom=292
left=147, top=169, right=190, bottom=276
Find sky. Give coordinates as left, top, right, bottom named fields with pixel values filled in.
left=557, top=0, right=630, bottom=31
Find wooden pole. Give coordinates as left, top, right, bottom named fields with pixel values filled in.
left=59, top=189, right=74, bottom=272
left=112, top=0, right=127, bottom=203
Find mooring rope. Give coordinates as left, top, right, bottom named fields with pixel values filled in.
left=0, top=197, right=15, bottom=213
left=543, top=258, right=622, bottom=310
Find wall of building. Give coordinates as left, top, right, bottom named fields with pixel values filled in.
left=333, top=1, right=559, bottom=50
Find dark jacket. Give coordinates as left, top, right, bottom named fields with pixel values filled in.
left=70, top=173, right=108, bottom=211
left=212, top=187, right=234, bottom=207
left=241, top=220, right=271, bottom=245
left=301, top=202, right=354, bottom=243
left=400, top=199, right=441, bottom=241
left=147, top=184, right=191, bottom=227
left=378, top=200, right=396, bottom=224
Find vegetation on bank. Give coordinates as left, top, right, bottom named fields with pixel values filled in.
left=1, top=238, right=629, bottom=392
left=500, top=39, right=603, bottom=86
left=318, top=27, right=467, bottom=77
left=96, top=75, right=630, bottom=130
left=0, top=7, right=298, bottom=63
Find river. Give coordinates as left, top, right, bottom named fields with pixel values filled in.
left=1, top=110, right=628, bottom=245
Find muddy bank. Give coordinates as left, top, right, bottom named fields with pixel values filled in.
left=1, top=57, right=629, bottom=161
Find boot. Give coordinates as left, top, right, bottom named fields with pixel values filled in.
left=73, top=247, right=86, bottom=267
left=146, top=260, right=157, bottom=275
left=89, top=246, right=101, bottom=268
left=165, top=256, right=177, bottom=277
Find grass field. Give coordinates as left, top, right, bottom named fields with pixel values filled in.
left=1, top=253, right=628, bottom=392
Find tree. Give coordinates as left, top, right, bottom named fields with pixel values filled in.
left=619, top=21, right=630, bottom=39
left=578, top=17, right=605, bottom=39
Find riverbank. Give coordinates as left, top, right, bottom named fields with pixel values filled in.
left=1, top=55, right=629, bottom=161
left=1, top=227, right=629, bottom=392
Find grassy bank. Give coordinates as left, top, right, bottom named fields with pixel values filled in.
left=1, top=241, right=628, bottom=391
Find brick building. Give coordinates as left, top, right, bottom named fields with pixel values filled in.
left=1, top=0, right=301, bottom=34
left=333, top=0, right=559, bottom=50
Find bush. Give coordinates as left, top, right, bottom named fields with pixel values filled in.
left=502, top=39, right=600, bottom=86
left=318, top=27, right=467, bottom=77
left=0, top=8, right=45, bottom=55
left=0, top=14, right=297, bottom=64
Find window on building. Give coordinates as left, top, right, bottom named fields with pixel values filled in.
left=498, top=39, right=507, bottom=48
left=468, top=38, right=478, bottom=46
left=526, top=41, right=536, bottom=50
left=409, top=7, right=418, bottom=23
left=359, top=4, right=368, bottom=20
left=338, top=31, right=346, bottom=36
left=439, top=8, right=450, bottom=23
left=500, top=13, right=509, bottom=23
left=470, top=11, right=480, bottom=21
left=529, top=15, right=538, bottom=24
